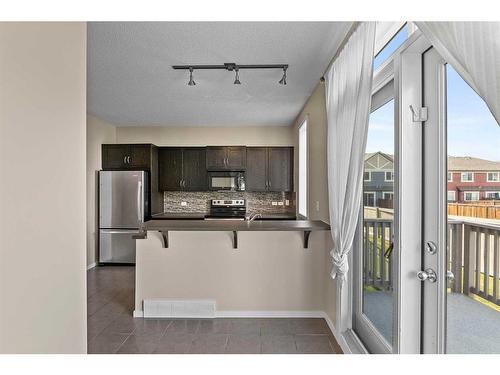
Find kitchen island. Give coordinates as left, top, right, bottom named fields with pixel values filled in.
left=134, top=218, right=332, bottom=318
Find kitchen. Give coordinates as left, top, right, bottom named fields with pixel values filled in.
left=86, top=21, right=340, bottom=354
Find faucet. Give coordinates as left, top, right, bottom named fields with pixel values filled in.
left=246, top=213, right=262, bottom=222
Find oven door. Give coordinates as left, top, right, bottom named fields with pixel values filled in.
left=208, top=172, right=243, bottom=191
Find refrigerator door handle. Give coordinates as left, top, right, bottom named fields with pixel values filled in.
left=137, top=180, right=143, bottom=223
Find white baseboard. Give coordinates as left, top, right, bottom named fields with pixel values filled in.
left=133, top=310, right=144, bottom=318
left=216, top=310, right=325, bottom=318
left=87, top=262, right=96, bottom=270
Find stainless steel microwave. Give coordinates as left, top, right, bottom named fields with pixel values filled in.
left=208, top=171, right=246, bottom=191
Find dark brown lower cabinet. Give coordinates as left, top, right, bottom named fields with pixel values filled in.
left=159, top=147, right=207, bottom=191
left=246, top=147, right=293, bottom=192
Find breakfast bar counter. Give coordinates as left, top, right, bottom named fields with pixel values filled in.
left=136, top=219, right=330, bottom=249
left=133, top=217, right=333, bottom=317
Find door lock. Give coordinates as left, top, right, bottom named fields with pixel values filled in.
left=425, top=241, right=437, bottom=255
left=417, top=268, right=437, bottom=283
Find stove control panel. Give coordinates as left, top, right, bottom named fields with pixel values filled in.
left=211, top=199, right=245, bottom=207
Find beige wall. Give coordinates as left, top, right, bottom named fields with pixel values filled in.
left=86, top=115, right=116, bottom=267
left=0, top=23, right=87, bottom=353
left=292, top=83, right=337, bottom=324
left=116, top=125, right=294, bottom=146
left=136, top=231, right=326, bottom=313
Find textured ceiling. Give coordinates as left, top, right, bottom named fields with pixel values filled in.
left=87, top=22, right=352, bottom=127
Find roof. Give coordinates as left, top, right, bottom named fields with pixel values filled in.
left=364, top=151, right=394, bottom=162
left=448, top=156, right=500, bottom=171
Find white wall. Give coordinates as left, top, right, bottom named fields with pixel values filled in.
left=136, top=231, right=326, bottom=313
left=86, top=115, right=116, bottom=267
left=0, top=22, right=87, bottom=353
left=292, top=83, right=337, bottom=324
left=116, top=125, right=294, bottom=146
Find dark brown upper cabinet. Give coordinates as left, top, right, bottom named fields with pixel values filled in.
left=246, top=147, right=268, bottom=191
left=206, top=146, right=246, bottom=170
left=159, top=147, right=207, bottom=191
left=246, top=147, right=294, bottom=192
left=102, top=144, right=154, bottom=170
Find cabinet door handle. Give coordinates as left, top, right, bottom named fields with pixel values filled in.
left=127, top=156, right=131, bottom=164
left=123, top=156, right=127, bottom=164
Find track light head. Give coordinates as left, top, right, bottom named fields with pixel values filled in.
left=278, top=67, right=287, bottom=85
left=234, top=68, right=241, bottom=85
left=188, top=67, right=196, bottom=86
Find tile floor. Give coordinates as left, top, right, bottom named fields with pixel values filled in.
left=87, top=266, right=342, bottom=354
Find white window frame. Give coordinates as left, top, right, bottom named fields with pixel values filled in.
left=447, top=191, right=456, bottom=201
left=298, top=117, right=308, bottom=218
left=383, top=191, right=394, bottom=199
left=485, top=191, right=500, bottom=199
left=364, top=171, right=372, bottom=181
left=363, top=191, right=376, bottom=207
left=447, top=172, right=453, bottom=182
left=487, top=172, right=500, bottom=182
left=463, top=191, right=480, bottom=201
left=461, top=172, right=474, bottom=182
left=384, top=171, right=394, bottom=182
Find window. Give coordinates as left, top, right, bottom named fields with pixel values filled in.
left=447, top=172, right=453, bottom=182
left=384, top=171, right=394, bottom=182
left=487, top=172, right=500, bottom=182
left=298, top=119, right=308, bottom=217
left=363, top=192, right=375, bottom=207
left=447, top=191, right=456, bottom=201
left=383, top=192, right=394, bottom=200
left=461, top=172, right=474, bottom=182
left=463, top=191, right=480, bottom=201
left=373, top=24, right=409, bottom=70
left=364, top=171, right=371, bottom=181
left=485, top=192, right=500, bottom=199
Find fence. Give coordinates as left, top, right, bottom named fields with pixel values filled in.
left=363, top=218, right=500, bottom=306
left=448, top=203, right=500, bottom=219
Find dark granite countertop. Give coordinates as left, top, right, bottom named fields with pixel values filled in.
left=151, top=212, right=297, bottom=220
left=151, top=212, right=207, bottom=220
left=142, top=219, right=330, bottom=232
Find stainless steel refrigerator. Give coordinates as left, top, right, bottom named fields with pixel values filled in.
left=98, top=170, right=149, bottom=264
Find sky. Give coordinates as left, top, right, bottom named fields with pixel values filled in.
left=366, top=26, right=500, bottom=162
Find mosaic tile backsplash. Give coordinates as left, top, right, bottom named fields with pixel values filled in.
left=163, top=191, right=296, bottom=215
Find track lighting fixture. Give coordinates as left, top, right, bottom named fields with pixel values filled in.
left=173, top=63, right=288, bottom=86
left=187, top=67, right=196, bottom=86
left=278, top=66, right=287, bottom=85
left=234, top=68, right=241, bottom=85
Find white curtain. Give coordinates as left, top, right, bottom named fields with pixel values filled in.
left=325, top=22, right=376, bottom=284
left=416, top=22, right=500, bottom=125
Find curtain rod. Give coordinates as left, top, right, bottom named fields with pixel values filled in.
left=320, top=21, right=360, bottom=82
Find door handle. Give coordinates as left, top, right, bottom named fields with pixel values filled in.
left=127, top=156, right=131, bottom=164
left=137, top=180, right=142, bottom=223
left=123, top=156, right=127, bottom=164
left=417, top=268, right=437, bottom=283
left=446, top=270, right=455, bottom=283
